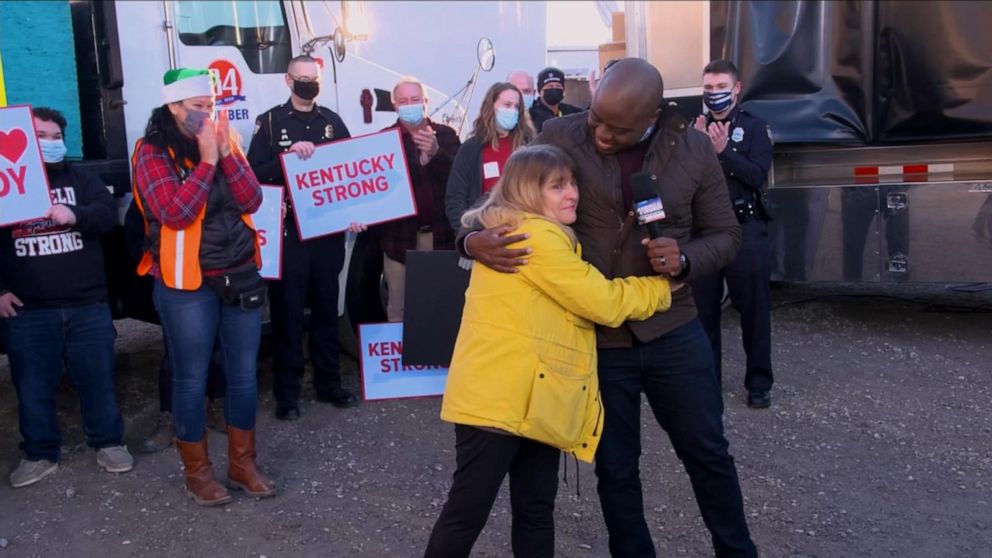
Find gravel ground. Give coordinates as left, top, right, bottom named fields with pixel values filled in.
left=0, top=284, right=990, bottom=558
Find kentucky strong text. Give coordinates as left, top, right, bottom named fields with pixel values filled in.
left=367, top=340, right=445, bottom=374
left=293, top=153, right=397, bottom=207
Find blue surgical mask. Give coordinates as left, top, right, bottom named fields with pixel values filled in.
left=39, top=138, right=67, bottom=164
left=397, top=104, right=425, bottom=126
left=182, top=108, right=212, bottom=135
left=524, top=96, right=535, bottom=110
left=703, top=90, right=735, bottom=113
left=495, top=107, right=519, bottom=131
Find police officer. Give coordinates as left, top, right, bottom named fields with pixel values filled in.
left=247, top=54, right=358, bottom=420
left=529, top=67, right=583, bottom=132
left=691, top=59, right=775, bottom=409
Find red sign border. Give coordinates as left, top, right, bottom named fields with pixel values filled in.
left=278, top=127, right=419, bottom=241
left=357, top=321, right=445, bottom=402
left=257, top=184, right=284, bottom=281
left=0, top=104, right=55, bottom=228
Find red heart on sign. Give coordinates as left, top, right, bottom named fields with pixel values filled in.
left=0, top=128, right=29, bottom=164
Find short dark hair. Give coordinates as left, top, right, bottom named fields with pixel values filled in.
left=703, top=59, right=739, bottom=81
left=32, top=107, right=68, bottom=133
left=288, top=54, right=318, bottom=71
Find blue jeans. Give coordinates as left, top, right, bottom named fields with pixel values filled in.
left=594, top=319, right=757, bottom=558
left=153, top=280, right=261, bottom=442
left=1, top=302, right=123, bottom=462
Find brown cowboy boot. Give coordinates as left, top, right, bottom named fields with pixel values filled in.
left=175, top=436, right=232, bottom=507
left=226, top=426, right=276, bottom=498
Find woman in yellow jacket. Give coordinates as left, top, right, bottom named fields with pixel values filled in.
left=424, top=145, right=678, bottom=558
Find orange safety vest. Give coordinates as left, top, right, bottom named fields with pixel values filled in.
left=130, top=139, right=261, bottom=291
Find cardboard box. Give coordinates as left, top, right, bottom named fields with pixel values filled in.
left=599, top=41, right=627, bottom=73
left=612, top=11, right=626, bottom=43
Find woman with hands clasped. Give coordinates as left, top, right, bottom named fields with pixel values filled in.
left=132, top=68, right=274, bottom=506
left=424, top=145, right=681, bottom=557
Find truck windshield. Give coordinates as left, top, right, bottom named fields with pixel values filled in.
left=174, top=0, right=290, bottom=74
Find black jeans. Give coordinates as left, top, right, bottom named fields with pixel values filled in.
left=692, top=218, right=773, bottom=393
left=269, top=225, right=345, bottom=404
left=424, top=425, right=561, bottom=558
left=595, top=320, right=757, bottom=558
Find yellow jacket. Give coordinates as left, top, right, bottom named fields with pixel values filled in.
left=440, top=216, right=672, bottom=462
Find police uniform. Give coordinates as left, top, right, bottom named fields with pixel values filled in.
left=246, top=100, right=355, bottom=414
left=690, top=104, right=775, bottom=400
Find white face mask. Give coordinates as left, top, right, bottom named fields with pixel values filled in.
left=39, top=138, right=67, bottom=163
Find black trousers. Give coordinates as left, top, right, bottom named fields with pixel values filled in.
left=269, top=224, right=345, bottom=405
left=424, top=425, right=561, bottom=558
left=692, top=219, right=773, bottom=393
left=595, top=320, right=757, bottom=558
left=157, top=327, right=225, bottom=413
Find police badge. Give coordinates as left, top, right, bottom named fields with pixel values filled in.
left=732, top=127, right=745, bottom=143
left=324, top=124, right=334, bottom=139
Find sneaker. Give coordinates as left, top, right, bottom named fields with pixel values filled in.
left=206, top=398, right=228, bottom=433
left=96, top=445, right=134, bottom=473
left=139, top=412, right=175, bottom=454
left=9, top=458, right=59, bottom=488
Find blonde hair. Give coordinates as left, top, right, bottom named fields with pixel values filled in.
left=461, top=145, right=577, bottom=245
left=391, top=75, right=428, bottom=104
left=471, top=82, right=536, bottom=150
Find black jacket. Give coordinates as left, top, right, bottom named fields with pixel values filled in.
left=706, top=105, right=773, bottom=201
left=247, top=100, right=351, bottom=187
left=0, top=163, right=116, bottom=309
left=444, top=136, right=486, bottom=231
left=529, top=100, right=584, bottom=133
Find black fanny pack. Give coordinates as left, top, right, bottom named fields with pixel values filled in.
left=203, top=266, right=267, bottom=310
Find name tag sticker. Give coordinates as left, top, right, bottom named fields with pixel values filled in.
left=483, top=161, right=500, bottom=180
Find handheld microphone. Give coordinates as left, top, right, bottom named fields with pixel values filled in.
left=631, top=171, right=666, bottom=238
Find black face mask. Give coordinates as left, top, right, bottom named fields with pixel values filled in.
left=293, top=79, right=320, bottom=101
left=542, top=88, right=564, bottom=106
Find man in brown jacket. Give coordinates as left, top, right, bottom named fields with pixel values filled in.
left=465, top=58, right=757, bottom=557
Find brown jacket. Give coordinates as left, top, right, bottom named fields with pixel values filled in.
left=379, top=119, right=461, bottom=264
left=534, top=111, right=740, bottom=348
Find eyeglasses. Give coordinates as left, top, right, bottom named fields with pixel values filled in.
left=288, top=73, right=319, bottom=83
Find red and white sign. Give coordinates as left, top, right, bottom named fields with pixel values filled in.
left=0, top=105, right=52, bottom=227
left=255, top=185, right=284, bottom=280
left=280, top=129, right=417, bottom=240
left=359, top=322, right=449, bottom=401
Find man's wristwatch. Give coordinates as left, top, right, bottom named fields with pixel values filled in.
left=673, top=252, right=690, bottom=281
